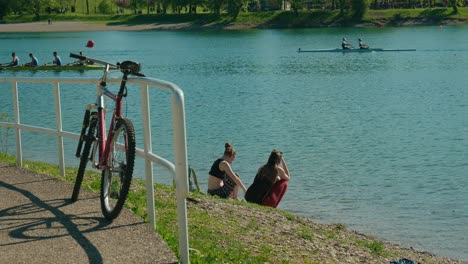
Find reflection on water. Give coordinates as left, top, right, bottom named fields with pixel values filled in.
left=0, top=27, right=467, bottom=261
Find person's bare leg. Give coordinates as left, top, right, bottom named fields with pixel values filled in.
left=230, top=185, right=239, bottom=199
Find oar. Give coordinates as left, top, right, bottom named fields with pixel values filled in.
left=0, top=63, right=11, bottom=70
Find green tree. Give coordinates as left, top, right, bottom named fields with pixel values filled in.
left=0, top=0, right=9, bottom=19
left=114, top=0, right=129, bottom=13
left=338, top=0, right=346, bottom=15
left=448, top=0, right=462, bottom=13
left=31, top=0, right=43, bottom=20
left=171, top=0, right=185, bottom=13
left=146, top=0, right=156, bottom=13
left=71, top=0, right=77, bottom=12
left=227, top=0, right=246, bottom=19
left=157, top=0, right=170, bottom=14
left=207, top=0, right=224, bottom=16
left=98, top=0, right=112, bottom=13
left=351, top=0, right=368, bottom=20
left=130, top=0, right=138, bottom=13
left=290, top=0, right=303, bottom=15
left=187, top=0, right=204, bottom=13
left=56, top=0, right=74, bottom=13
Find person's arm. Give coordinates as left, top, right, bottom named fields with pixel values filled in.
left=220, top=161, right=247, bottom=193
left=278, top=157, right=290, bottom=181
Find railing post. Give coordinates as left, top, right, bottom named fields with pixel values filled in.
left=53, top=81, right=65, bottom=176
left=140, top=84, right=156, bottom=230
left=12, top=81, right=22, bottom=168
left=171, top=88, right=190, bottom=264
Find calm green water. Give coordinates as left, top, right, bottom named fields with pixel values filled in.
left=0, top=26, right=467, bottom=261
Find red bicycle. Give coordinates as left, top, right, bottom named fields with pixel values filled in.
left=70, top=53, right=144, bottom=220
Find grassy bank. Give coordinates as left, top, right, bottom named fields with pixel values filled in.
left=0, top=153, right=463, bottom=263
left=3, top=8, right=468, bottom=29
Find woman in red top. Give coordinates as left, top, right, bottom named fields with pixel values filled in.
left=245, top=149, right=290, bottom=208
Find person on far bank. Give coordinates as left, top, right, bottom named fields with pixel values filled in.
left=25, top=53, right=39, bottom=66
left=358, top=38, right=369, bottom=49
left=207, top=143, right=247, bottom=199
left=52, top=51, right=62, bottom=66
left=245, top=149, right=290, bottom=208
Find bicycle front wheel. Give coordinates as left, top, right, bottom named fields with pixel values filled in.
left=100, top=118, right=136, bottom=220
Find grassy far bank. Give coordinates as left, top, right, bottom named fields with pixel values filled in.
left=0, top=153, right=463, bottom=263
left=3, top=8, right=468, bottom=29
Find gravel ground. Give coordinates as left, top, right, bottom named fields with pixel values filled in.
left=0, top=163, right=178, bottom=264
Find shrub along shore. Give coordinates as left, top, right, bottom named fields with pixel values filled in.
left=0, top=154, right=464, bottom=263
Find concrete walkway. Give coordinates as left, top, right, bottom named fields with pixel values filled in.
left=0, top=163, right=178, bottom=264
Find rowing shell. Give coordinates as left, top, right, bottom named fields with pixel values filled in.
left=298, top=48, right=416, bottom=53
left=0, top=64, right=104, bottom=71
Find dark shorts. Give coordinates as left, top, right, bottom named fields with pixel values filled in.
left=208, top=176, right=236, bottom=199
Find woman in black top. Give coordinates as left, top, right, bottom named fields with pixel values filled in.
left=207, top=143, right=247, bottom=199
left=245, top=149, right=290, bottom=208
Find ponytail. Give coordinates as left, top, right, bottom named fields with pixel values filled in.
left=224, top=142, right=236, bottom=157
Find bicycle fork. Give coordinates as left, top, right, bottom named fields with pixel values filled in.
left=75, top=104, right=98, bottom=158
left=75, top=108, right=91, bottom=158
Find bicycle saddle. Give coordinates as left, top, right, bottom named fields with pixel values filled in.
left=118, top=61, right=145, bottom=77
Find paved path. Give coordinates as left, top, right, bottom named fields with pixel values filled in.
left=0, top=163, right=178, bottom=264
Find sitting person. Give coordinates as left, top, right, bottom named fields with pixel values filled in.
left=74, top=51, right=92, bottom=65
left=207, top=143, right=247, bottom=199
left=8, top=52, right=19, bottom=66
left=52, top=51, right=62, bottom=66
left=245, top=149, right=290, bottom=208
left=24, top=53, right=39, bottom=66
left=358, top=38, right=369, bottom=49
left=341, top=37, right=353, bottom=49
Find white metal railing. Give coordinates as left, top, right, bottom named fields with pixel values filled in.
left=0, top=76, right=190, bottom=264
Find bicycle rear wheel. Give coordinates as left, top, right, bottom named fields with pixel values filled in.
left=100, top=118, right=136, bottom=220
left=71, top=112, right=97, bottom=202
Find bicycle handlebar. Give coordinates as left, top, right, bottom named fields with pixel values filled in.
left=69, top=53, right=145, bottom=77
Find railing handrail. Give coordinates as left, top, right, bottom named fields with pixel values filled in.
left=0, top=76, right=190, bottom=264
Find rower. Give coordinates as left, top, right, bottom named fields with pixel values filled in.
left=52, top=51, right=62, bottom=66
left=74, top=51, right=87, bottom=65
left=358, top=38, right=369, bottom=49
left=25, top=53, right=39, bottom=66
left=8, top=52, right=19, bottom=66
left=342, top=37, right=353, bottom=49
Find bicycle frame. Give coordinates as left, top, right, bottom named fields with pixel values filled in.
left=88, top=64, right=129, bottom=170
left=71, top=52, right=143, bottom=220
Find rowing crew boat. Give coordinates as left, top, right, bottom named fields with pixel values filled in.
left=298, top=48, right=416, bottom=53
left=0, top=64, right=104, bottom=71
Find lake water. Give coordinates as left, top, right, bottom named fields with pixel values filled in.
left=0, top=26, right=467, bottom=261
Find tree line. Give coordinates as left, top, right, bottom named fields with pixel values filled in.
left=0, top=0, right=463, bottom=22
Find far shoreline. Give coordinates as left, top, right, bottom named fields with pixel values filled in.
left=0, top=19, right=467, bottom=33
